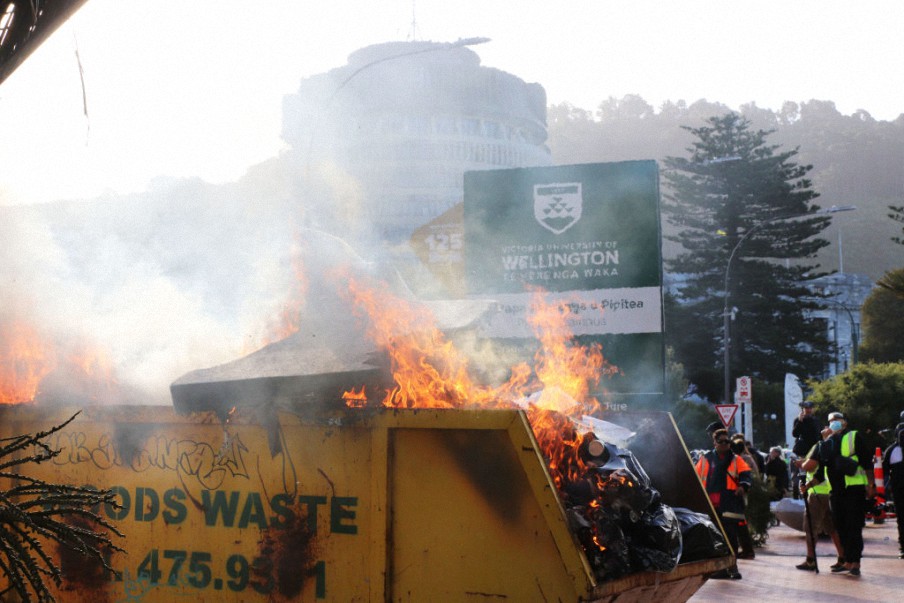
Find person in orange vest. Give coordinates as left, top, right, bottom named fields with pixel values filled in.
left=695, top=428, right=753, bottom=579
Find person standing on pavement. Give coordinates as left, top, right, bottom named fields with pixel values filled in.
left=764, top=446, right=790, bottom=500
left=796, top=427, right=845, bottom=571
left=819, top=411, right=876, bottom=576
left=792, top=400, right=821, bottom=458
left=730, top=433, right=759, bottom=560
left=881, top=422, right=904, bottom=558
left=695, top=428, right=753, bottom=579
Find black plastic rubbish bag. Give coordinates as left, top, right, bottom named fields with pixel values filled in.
left=673, top=507, right=730, bottom=562
left=625, top=502, right=683, bottom=572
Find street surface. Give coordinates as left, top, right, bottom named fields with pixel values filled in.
left=691, top=516, right=904, bottom=602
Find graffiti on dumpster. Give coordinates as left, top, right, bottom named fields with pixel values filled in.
left=47, top=429, right=252, bottom=492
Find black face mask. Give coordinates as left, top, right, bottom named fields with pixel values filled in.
left=730, top=442, right=746, bottom=454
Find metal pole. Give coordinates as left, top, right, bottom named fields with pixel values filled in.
left=802, top=295, right=859, bottom=367
left=721, top=205, right=856, bottom=405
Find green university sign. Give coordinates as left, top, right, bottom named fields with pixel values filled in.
left=463, top=161, right=664, bottom=398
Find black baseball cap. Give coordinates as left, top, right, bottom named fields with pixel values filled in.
left=799, top=401, right=814, bottom=408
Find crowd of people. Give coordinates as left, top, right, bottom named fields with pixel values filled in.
left=692, top=403, right=904, bottom=580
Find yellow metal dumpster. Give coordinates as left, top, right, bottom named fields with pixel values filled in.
left=0, top=405, right=730, bottom=602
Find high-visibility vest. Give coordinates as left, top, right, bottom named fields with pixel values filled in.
left=841, top=430, right=869, bottom=487
left=695, top=453, right=750, bottom=491
left=806, top=466, right=832, bottom=495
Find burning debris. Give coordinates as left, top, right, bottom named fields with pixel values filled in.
left=167, top=255, right=728, bottom=583
left=332, top=278, right=721, bottom=581
left=0, top=412, right=124, bottom=602
left=0, top=318, right=129, bottom=407
left=562, top=434, right=682, bottom=579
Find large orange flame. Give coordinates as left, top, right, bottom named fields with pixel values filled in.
left=0, top=319, right=120, bottom=405
left=0, top=321, right=55, bottom=404
left=344, top=277, right=619, bottom=489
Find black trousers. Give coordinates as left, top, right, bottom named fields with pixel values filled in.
left=830, top=486, right=867, bottom=563
left=892, top=484, right=904, bottom=550
left=718, top=512, right=741, bottom=557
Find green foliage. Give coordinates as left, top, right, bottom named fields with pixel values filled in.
left=807, top=362, right=904, bottom=443
left=546, top=96, right=903, bottom=282
left=671, top=399, right=721, bottom=451
left=876, top=266, right=904, bottom=299
left=662, top=347, right=723, bottom=450
left=745, top=475, right=776, bottom=546
left=860, top=269, right=904, bottom=362
left=662, top=113, right=833, bottom=395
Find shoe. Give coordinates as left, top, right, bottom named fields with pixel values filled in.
left=709, top=570, right=731, bottom=579
left=899, top=551, right=904, bottom=559
left=849, top=567, right=861, bottom=576
left=795, top=559, right=817, bottom=571
left=729, top=570, right=742, bottom=580
left=829, top=559, right=846, bottom=571
left=831, top=564, right=850, bottom=574
left=737, top=551, right=755, bottom=560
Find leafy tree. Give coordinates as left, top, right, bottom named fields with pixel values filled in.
left=545, top=96, right=904, bottom=283
left=860, top=267, right=904, bottom=362
left=662, top=346, right=724, bottom=450
left=807, top=362, right=904, bottom=446
left=662, top=113, right=834, bottom=402
left=877, top=268, right=904, bottom=299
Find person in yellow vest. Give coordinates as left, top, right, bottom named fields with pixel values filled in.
left=818, top=411, right=876, bottom=576
left=695, top=428, right=752, bottom=579
left=795, top=427, right=844, bottom=571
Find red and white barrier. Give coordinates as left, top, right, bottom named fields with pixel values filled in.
left=872, top=447, right=887, bottom=523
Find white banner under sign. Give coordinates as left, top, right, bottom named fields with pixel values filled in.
left=472, top=286, right=662, bottom=338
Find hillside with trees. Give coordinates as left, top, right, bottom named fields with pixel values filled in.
left=546, top=96, right=904, bottom=281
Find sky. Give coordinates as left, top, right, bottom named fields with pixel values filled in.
left=1, top=0, right=902, bottom=206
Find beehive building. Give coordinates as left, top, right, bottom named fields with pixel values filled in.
left=281, top=41, right=552, bottom=282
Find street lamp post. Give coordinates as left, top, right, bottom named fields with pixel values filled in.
left=801, top=295, right=860, bottom=368
left=722, top=205, right=857, bottom=413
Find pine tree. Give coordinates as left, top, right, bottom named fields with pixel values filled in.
left=662, top=113, right=834, bottom=402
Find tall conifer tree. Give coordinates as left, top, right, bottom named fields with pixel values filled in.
left=662, top=113, right=833, bottom=402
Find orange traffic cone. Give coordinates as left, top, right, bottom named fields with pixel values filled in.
left=872, top=447, right=887, bottom=524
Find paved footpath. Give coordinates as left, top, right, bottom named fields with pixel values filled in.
left=690, top=517, right=904, bottom=602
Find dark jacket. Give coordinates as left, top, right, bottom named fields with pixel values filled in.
left=882, top=442, right=904, bottom=492
left=764, top=456, right=790, bottom=495
left=792, top=414, right=821, bottom=456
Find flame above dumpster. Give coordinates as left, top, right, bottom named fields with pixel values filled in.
left=342, top=277, right=619, bottom=489
left=0, top=321, right=53, bottom=404
left=0, top=318, right=119, bottom=405
left=346, top=278, right=615, bottom=412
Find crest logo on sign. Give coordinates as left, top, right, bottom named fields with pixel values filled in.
left=534, top=182, right=582, bottom=234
